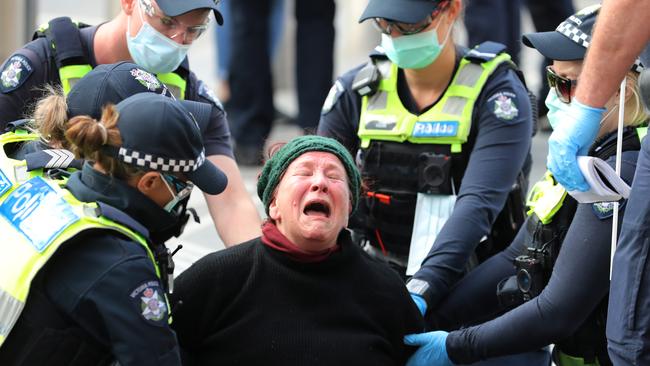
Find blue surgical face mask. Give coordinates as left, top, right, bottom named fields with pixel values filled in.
left=544, top=89, right=570, bottom=131
left=546, top=89, right=619, bottom=132
left=126, top=4, right=190, bottom=74
left=380, top=15, right=452, bottom=69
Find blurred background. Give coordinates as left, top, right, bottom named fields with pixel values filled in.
left=0, top=0, right=598, bottom=272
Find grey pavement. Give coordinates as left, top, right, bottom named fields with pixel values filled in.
left=31, top=0, right=592, bottom=273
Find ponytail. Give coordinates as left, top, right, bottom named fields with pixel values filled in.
left=65, top=105, right=139, bottom=179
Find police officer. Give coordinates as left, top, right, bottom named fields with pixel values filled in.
left=0, top=0, right=261, bottom=246
left=7, top=62, right=217, bottom=163
left=0, top=92, right=227, bottom=365
left=317, top=0, right=532, bottom=313
left=403, top=6, right=649, bottom=365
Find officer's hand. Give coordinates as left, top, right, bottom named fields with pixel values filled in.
left=410, top=293, right=427, bottom=316
left=404, top=331, right=454, bottom=366
left=547, top=99, right=605, bottom=192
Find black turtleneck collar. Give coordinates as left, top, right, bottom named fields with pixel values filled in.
left=65, top=162, right=178, bottom=235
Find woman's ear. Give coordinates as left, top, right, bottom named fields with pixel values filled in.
left=121, top=0, right=137, bottom=16
left=268, top=197, right=280, bottom=221
left=446, top=0, right=462, bottom=21
left=135, top=171, right=162, bottom=194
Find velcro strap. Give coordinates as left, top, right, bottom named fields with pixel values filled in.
left=47, top=17, right=88, bottom=68
left=465, top=41, right=507, bottom=63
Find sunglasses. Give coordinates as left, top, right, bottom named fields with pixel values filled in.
left=372, top=0, right=449, bottom=36
left=139, top=0, right=210, bottom=42
left=373, top=15, right=434, bottom=36
left=546, top=66, right=578, bottom=104
left=161, top=173, right=193, bottom=199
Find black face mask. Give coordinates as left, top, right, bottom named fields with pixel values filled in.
left=149, top=196, right=199, bottom=244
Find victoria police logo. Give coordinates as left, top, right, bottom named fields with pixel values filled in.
left=130, top=68, right=162, bottom=91
left=490, top=91, right=519, bottom=121
left=130, top=280, right=167, bottom=324
left=592, top=200, right=626, bottom=220
left=0, top=55, right=33, bottom=93
left=1, top=61, right=22, bottom=88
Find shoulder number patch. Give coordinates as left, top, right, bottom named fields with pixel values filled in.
left=198, top=81, right=224, bottom=110
left=130, top=280, right=168, bottom=325
left=321, top=80, right=344, bottom=115
left=488, top=91, right=519, bottom=121
left=1, top=54, right=34, bottom=93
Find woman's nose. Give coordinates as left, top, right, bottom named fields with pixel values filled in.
left=310, top=172, right=329, bottom=193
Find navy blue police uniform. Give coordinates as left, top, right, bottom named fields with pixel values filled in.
left=608, top=128, right=650, bottom=364
left=318, top=43, right=533, bottom=309
left=433, top=129, right=641, bottom=366
left=0, top=164, right=181, bottom=365
left=0, top=19, right=233, bottom=159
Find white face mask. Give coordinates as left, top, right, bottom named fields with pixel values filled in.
left=126, top=2, right=190, bottom=74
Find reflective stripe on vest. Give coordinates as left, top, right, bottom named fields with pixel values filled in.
left=358, top=53, right=512, bottom=152
left=638, top=127, right=648, bottom=141
left=0, top=176, right=167, bottom=347
left=57, top=65, right=187, bottom=100
left=157, top=72, right=187, bottom=100
left=59, top=64, right=93, bottom=94
left=526, top=171, right=568, bottom=224
left=556, top=350, right=600, bottom=366
left=0, top=131, right=43, bottom=185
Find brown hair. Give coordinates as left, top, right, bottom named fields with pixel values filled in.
left=64, top=105, right=141, bottom=179
left=30, top=85, right=69, bottom=148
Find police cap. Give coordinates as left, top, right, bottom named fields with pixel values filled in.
left=359, top=0, right=447, bottom=24
left=522, top=4, right=601, bottom=61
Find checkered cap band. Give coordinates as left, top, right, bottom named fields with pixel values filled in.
left=556, top=21, right=645, bottom=72
left=633, top=59, right=645, bottom=73
left=118, top=147, right=205, bottom=172
left=556, top=21, right=591, bottom=49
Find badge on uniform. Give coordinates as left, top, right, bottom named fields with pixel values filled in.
left=130, top=68, right=163, bottom=92
left=488, top=91, right=519, bottom=121
left=198, top=81, right=224, bottom=110
left=130, top=280, right=168, bottom=325
left=0, top=54, right=33, bottom=93
left=321, top=80, right=344, bottom=115
left=592, top=199, right=626, bottom=220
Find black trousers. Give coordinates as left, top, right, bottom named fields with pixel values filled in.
left=464, top=0, right=574, bottom=112
left=227, top=0, right=335, bottom=148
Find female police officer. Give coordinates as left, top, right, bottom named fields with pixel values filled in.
left=403, top=5, right=649, bottom=365
left=0, top=92, right=227, bottom=365
left=317, top=0, right=533, bottom=313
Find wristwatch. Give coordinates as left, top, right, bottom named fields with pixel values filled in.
left=406, top=278, right=431, bottom=301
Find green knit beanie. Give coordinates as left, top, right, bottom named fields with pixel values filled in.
left=257, top=135, right=361, bottom=214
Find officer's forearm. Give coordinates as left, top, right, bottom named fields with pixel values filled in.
left=574, top=0, right=650, bottom=108
left=204, top=155, right=262, bottom=247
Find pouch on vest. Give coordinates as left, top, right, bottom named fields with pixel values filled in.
left=406, top=193, right=456, bottom=275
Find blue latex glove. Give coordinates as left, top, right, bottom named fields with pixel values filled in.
left=404, top=331, right=454, bottom=366
left=547, top=99, right=605, bottom=192
left=410, top=293, right=427, bottom=316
